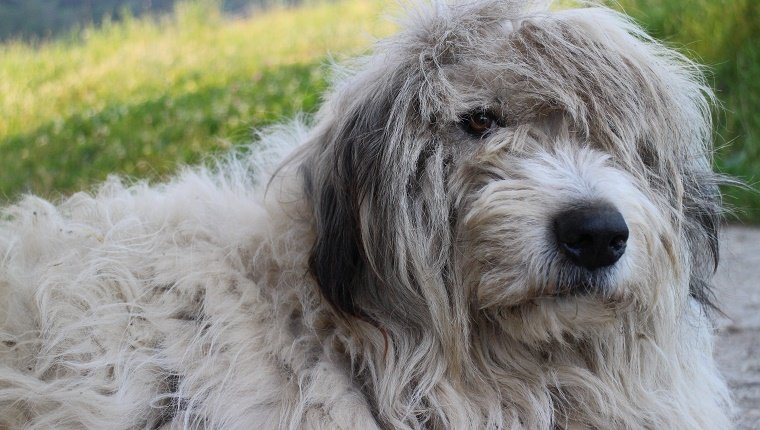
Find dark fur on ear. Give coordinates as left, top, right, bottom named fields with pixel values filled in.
left=300, top=59, right=452, bottom=326
left=683, top=170, right=723, bottom=310
left=306, top=174, right=366, bottom=317
left=301, top=71, right=400, bottom=319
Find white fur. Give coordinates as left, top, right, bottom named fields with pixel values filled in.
left=0, top=1, right=732, bottom=428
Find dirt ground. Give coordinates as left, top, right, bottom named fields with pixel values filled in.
left=715, top=226, right=760, bottom=429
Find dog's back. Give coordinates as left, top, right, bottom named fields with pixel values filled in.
left=0, top=172, right=368, bottom=429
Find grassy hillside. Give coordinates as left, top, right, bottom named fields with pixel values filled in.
left=0, top=0, right=393, bottom=199
left=1, top=0, right=758, bottom=220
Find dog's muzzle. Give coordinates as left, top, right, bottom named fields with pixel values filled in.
left=553, top=204, right=629, bottom=271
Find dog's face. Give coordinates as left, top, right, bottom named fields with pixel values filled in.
left=303, top=1, right=720, bottom=342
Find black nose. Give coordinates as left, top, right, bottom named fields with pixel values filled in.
left=553, top=205, right=629, bottom=270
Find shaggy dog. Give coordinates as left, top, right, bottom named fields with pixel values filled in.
left=0, top=1, right=733, bottom=428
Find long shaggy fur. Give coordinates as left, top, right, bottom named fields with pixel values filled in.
left=0, top=1, right=732, bottom=428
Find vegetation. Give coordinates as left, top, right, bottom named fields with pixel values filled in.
left=614, top=0, right=760, bottom=221
left=0, top=0, right=757, bottom=220
left=0, top=0, right=393, bottom=199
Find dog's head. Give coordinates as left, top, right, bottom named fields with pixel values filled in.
left=300, top=1, right=720, bottom=342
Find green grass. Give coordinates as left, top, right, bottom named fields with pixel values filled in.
left=2, top=63, right=328, bottom=195
left=613, top=0, right=760, bottom=221
left=1, top=0, right=758, bottom=221
left=0, top=0, right=393, bottom=199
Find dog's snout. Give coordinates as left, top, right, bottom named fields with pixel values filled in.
left=553, top=205, right=629, bottom=270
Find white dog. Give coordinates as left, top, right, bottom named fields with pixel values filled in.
left=0, top=1, right=732, bottom=428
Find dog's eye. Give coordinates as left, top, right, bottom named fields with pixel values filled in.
left=460, top=110, right=503, bottom=138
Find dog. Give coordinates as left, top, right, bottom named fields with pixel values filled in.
left=0, top=1, right=733, bottom=428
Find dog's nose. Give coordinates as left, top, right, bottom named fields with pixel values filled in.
left=553, top=205, right=629, bottom=270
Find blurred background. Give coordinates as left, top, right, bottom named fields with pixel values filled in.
left=0, top=0, right=757, bottom=221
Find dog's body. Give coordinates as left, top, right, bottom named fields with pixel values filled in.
left=0, top=1, right=732, bottom=429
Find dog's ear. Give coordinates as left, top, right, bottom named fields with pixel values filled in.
left=301, top=56, right=453, bottom=324
left=682, top=169, right=723, bottom=309
left=306, top=170, right=365, bottom=317
left=302, top=70, right=400, bottom=318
